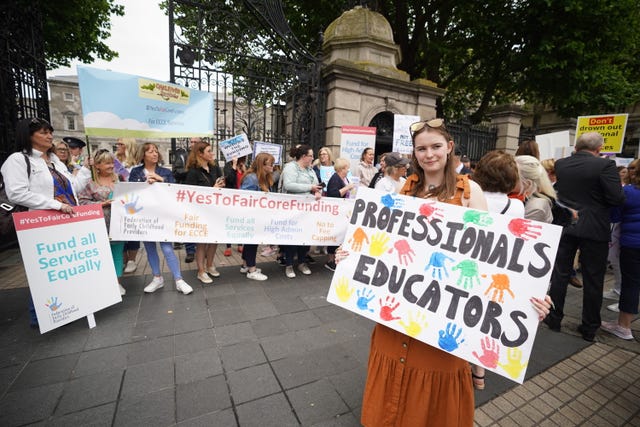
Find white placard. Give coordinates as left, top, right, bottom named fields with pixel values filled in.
left=220, top=133, right=253, bottom=161
left=393, top=114, right=420, bottom=154
left=535, top=130, right=572, bottom=160
left=340, top=126, right=377, bottom=176
left=253, top=141, right=283, bottom=165
left=326, top=188, right=562, bottom=383
left=13, top=205, right=121, bottom=334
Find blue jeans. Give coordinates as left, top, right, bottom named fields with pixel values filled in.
left=144, top=241, right=182, bottom=280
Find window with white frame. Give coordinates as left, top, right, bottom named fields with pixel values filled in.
left=65, top=115, right=76, bottom=131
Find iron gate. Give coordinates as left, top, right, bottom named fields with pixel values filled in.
left=168, top=0, right=325, bottom=160
left=448, top=120, right=497, bottom=161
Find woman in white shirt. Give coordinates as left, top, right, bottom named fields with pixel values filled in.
left=472, top=150, right=525, bottom=218
left=374, top=152, right=409, bottom=193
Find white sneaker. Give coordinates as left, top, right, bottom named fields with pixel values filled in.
left=603, top=289, right=620, bottom=300
left=240, top=266, right=261, bottom=274
left=247, top=270, right=268, bottom=281
left=119, top=283, right=126, bottom=296
left=144, top=276, right=164, bottom=293
left=607, top=303, right=620, bottom=313
left=176, top=279, right=193, bottom=295
left=260, top=247, right=277, bottom=257
left=285, top=266, right=296, bottom=278
left=298, top=263, right=311, bottom=275
left=197, top=272, right=213, bottom=284
left=124, top=260, right=137, bottom=274
left=601, top=321, right=633, bottom=340
left=207, top=267, right=220, bottom=277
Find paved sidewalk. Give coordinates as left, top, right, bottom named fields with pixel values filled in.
left=0, top=246, right=639, bottom=426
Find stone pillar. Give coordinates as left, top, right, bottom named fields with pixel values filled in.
left=487, top=105, right=527, bottom=154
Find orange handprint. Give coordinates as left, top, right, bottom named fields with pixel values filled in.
left=348, top=227, right=369, bottom=252
left=484, top=274, right=515, bottom=303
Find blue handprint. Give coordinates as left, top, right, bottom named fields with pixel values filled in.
left=438, top=322, right=465, bottom=352
left=425, top=252, right=455, bottom=280
left=45, top=297, right=62, bottom=312
left=121, top=194, right=143, bottom=215
left=380, top=194, right=405, bottom=210
left=356, top=288, right=375, bottom=313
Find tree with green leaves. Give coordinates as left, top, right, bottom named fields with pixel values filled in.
left=169, top=0, right=640, bottom=123
left=39, top=0, right=124, bottom=69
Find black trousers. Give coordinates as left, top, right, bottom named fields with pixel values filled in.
left=547, top=234, right=609, bottom=334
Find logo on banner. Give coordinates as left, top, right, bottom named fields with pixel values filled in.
left=45, top=296, right=80, bottom=324
left=121, top=194, right=143, bottom=215
left=45, top=297, right=62, bottom=312
left=139, top=79, right=190, bottom=104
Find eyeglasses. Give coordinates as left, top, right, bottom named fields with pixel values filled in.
left=55, top=148, right=68, bottom=152
left=409, top=118, right=444, bottom=136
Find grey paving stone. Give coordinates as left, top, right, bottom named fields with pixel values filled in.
left=176, top=375, right=231, bottom=421
left=0, top=341, right=37, bottom=369
left=281, top=310, right=323, bottom=331
left=56, top=368, right=123, bottom=415
left=131, top=318, right=174, bottom=341
left=310, top=411, right=361, bottom=426
left=241, top=302, right=280, bottom=320
left=260, top=331, right=308, bottom=361
left=220, top=341, right=267, bottom=371
left=0, top=363, right=22, bottom=395
left=121, top=357, right=174, bottom=398
left=174, top=328, right=216, bottom=356
left=236, top=392, right=299, bottom=427
left=126, top=335, right=174, bottom=366
left=270, top=295, right=310, bottom=314
left=211, top=307, right=251, bottom=327
left=31, top=329, right=89, bottom=360
left=312, top=305, right=356, bottom=323
left=175, top=348, right=223, bottom=385
left=228, top=363, right=281, bottom=404
left=301, top=294, right=331, bottom=309
left=250, top=316, right=289, bottom=338
left=72, top=345, right=128, bottom=378
left=236, top=290, right=271, bottom=305
left=0, top=382, right=63, bottom=426
left=47, top=402, right=116, bottom=427
left=114, top=388, right=175, bottom=426
left=214, top=322, right=257, bottom=346
left=84, top=326, right=134, bottom=351
left=176, top=408, right=237, bottom=427
left=203, top=283, right=237, bottom=299
left=287, top=378, right=349, bottom=425
left=206, top=293, right=241, bottom=310
left=328, top=367, right=367, bottom=410
left=9, top=353, right=79, bottom=391
left=174, top=310, right=213, bottom=335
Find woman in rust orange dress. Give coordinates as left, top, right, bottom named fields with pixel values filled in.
left=338, top=118, right=552, bottom=427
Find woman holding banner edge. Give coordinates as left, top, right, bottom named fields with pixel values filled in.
left=336, top=118, right=552, bottom=426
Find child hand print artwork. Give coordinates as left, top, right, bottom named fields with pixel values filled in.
left=326, top=187, right=564, bottom=384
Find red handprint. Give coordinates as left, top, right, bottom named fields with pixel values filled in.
left=419, top=201, right=444, bottom=221
left=507, top=218, right=542, bottom=240
left=387, top=239, right=415, bottom=265
left=472, top=336, right=500, bottom=368
left=379, top=296, right=401, bottom=321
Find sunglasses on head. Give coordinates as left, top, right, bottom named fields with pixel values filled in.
left=409, top=118, right=444, bottom=137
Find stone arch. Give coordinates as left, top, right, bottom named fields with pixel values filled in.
left=368, top=111, right=394, bottom=157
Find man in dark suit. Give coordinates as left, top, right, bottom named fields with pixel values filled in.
left=544, top=132, right=624, bottom=341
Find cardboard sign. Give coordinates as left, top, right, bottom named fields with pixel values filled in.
left=393, top=114, right=420, bottom=154
left=575, top=113, right=628, bottom=154
left=110, top=182, right=353, bottom=245
left=253, top=141, right=283, bottom=165
left=326, top=188, right=562, bottom=383
left=220, top=133, right=253, bottom=161
left=13, top=205, right=121, bottom=333
left=340, top=126, right=376, bottom=176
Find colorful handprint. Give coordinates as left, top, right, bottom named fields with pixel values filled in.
left=438, top=322, right=465, bottom=352
left=380, top=193, right=405, bottom=210
left=121, top=194, right=143, bottom=215
left=398, top=311, right=428, bottom=337
left=388, top=239, right=415, bottom=265
left=419, top=201, right=444, bottom=221
left=369, top=232, right=391, bottom=256
left=498, top=347, right=528, bottom=379
left=484, top=273, right=515, bottom=303
left=472, top=337, right=500, bottom=368
left=451, top=259, right=481, bottom=290
left=45, top=297, right=62, bottom=311
left=462, top=210, right=493, bottom=227
left=507, top=218, right=542, bottom=240
left=334, top=277, right=354, bottom=303
left=348, top=227, right=369, bottom=252
left=379, top=296, right=401, bottom=321
left=425, top=252, right=454, bottom=280
left=356, top=288, right=375, bottom=313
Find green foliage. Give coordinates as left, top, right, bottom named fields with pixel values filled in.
left=168, top=0, right=640, bottom=121
left=38, top=0, right=124, bottom=69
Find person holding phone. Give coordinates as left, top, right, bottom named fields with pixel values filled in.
left=185, top=140, right=225, bottom=284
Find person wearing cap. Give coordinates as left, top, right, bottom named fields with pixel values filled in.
left=454, top=148, right=472, bottom=175
left=461, top=155, right=471, bottom=171
left=374, top=152, right=410, bottom=193
left=63, top=136, right=87, bottom=173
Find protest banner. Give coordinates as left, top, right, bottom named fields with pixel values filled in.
left=535, top=130, right=572, bottom=160
left=340, top=126, right=377, bottom=176
left=393, top=114, right=420, bottom=154
left=253, top=141, right=283, bottom=165
left=13, top=205, right=121, bottom=334
left=110, top=182, right=353, bottom=245
left=326, top=188, right=562, bottom=383
left=575, top=113, right=628, bottom=154
left=77, top=66, right=214, bottom=138
left=220, top=133, right=253, bottom=161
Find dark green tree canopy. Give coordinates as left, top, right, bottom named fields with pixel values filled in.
left=39, top=0, right=124, bottom=69
left=169, top=0, right=640, bottom=122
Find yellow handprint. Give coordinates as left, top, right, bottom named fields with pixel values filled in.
left=335, top=277, right=354, bottom=303
left=369, top=232, right=391, bottom=257
left=398, top=311, right=428, bottom=338
left=498, top=347, right=528, bottom=379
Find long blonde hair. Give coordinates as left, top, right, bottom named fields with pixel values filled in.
left=121, top=138, right=139, bottom=167
left=515, top=155, right=556, bottom=199
left=92, top=149, right=118, bottom=183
